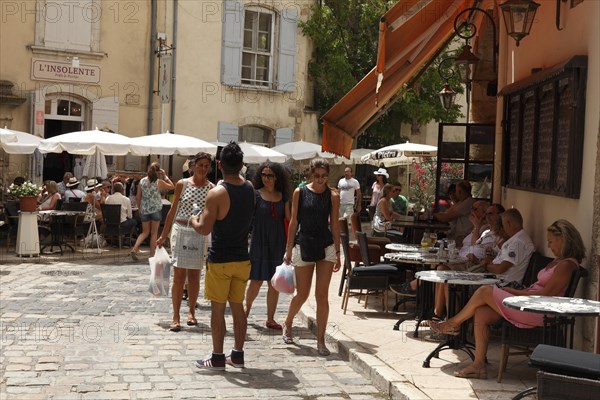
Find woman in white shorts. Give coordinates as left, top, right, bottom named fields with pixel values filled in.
left=283, top=158, right=340, bottom=356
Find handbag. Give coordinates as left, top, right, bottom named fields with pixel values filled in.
left=298, top=232, right=326, bottom=262
left=173, top=222, right=205, bottom=269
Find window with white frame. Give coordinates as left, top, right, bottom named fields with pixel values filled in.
left=242, top=8, right=274, bottom=87
left=222, top=0, right=298, bottom=92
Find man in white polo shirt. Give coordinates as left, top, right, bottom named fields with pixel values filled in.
left=483, top=208, right=535, bottom=285
left=337, top=167, right=361, bottom=220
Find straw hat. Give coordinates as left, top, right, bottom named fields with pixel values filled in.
left=65, top=177, right=80, bottom=188
left=373, top=168, right=389, bottom=179
left=85, top=178, right=102, bottom=191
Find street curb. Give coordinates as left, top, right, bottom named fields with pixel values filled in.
left=298, top=310, right=428, bottom=400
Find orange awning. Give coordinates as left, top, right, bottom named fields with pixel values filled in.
left=322, top=0, right=482, bottom=157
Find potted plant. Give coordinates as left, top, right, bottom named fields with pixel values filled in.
left=8, top=181, right=41, bottom=212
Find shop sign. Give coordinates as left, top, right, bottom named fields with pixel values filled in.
left=31, top=59, right=101, bottom=84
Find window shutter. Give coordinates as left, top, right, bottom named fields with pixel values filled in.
left=221, top=0, right=243, bottom=86
left=218, top=121, right=239, bottom=143
left=275, top=128, right=293, bottom=146
left=44, top=0, right=92, bottom=51
left=91, top=97, right=119, bottom=132
left=277, top=7, right=298, bottom=92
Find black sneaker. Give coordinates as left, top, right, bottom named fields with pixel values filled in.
left=195, top=353, right=225, bottom=371
left=225, top=349, right=245, bottom=368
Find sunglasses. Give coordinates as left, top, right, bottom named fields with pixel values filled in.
left=313, top=173, right=328, bottom=179
left=261, top=173, right=275, bottom=179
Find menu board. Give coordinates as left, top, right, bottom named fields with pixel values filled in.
left=501, top=56, right=586, bottom=198
left=536, top=84, right=555, bottom=190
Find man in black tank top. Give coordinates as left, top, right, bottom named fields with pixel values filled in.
left=191, top=142, right=255, bottom=370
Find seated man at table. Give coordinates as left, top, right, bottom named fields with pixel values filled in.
left=480, top=208, right=535, bottom=287
left=105, top=182, right=137, bottom=234
left=433, top=180, right=475, bottom=247
left=390, top=182, right=408, bottom=216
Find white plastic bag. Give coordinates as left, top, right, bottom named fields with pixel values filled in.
left=154, top=246, right=171, bottom=265
left=271, top=262, right=295, bottom=294
left=148, top=248, right=172, bottom=297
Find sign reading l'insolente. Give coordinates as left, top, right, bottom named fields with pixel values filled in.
left=31, top=59, right=101, bottom=84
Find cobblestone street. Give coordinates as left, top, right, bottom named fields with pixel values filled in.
left=0, top=257, right=387, bottom=399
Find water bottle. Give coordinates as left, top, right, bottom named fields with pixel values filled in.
left=192, top=203, right=201, bottom=216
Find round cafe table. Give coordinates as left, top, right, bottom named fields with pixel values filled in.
left=502, top=296, right=600, bottom=349
left=416, top=270, right=501, bottom=368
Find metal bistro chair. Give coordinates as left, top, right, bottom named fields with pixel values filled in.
left=340, top=232, right=397, bottom=314
left=355, top=231, right=406, bottom=312
left=497, top=253, right=588, bottom=382
left=101, top=204, right=134, bottom=250
left=61, top=201, right=89, bottom=248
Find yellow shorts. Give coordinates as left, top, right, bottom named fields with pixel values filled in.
left=205, top=260, right=251, bottom=304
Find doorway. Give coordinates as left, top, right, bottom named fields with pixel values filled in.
left=43, top=120, right=82, bottom=182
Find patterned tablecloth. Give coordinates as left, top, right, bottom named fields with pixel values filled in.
left=503, top=296, right=600, bottom=316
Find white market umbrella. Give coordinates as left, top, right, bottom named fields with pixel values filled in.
left=361, top=142, right=437, bottom=167
left=271, top=140, right=335, bottom=160
left=0, top=128, right=18, bottom=144
left=38, top=129, right=132, bottom=155
left=213, top=141, right=288, bottom=163
left=82, top=149, right=109, bottom=179
left=130, top=132, right=217, bottom=156
left=238, top=142, right=287, bottom=163
left=334, top=148, right=375, bottom=165
left=0, top=128, right=41, bottom=154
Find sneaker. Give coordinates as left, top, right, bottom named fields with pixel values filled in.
left=195, top=353, right=225, bottom=371
left=225, top=349, right=245, bottom=368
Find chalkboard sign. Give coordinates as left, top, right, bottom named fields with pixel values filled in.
left=500, top=56, right=587, bottom=198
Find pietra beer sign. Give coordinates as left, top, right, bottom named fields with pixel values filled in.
left=31, top=59, right=101, bottom=84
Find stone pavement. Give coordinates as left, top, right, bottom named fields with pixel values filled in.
left=0, top=251, right=387, bottom=400
left=0, top=248, right=537, bottom=399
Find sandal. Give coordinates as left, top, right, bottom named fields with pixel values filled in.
left=266, top=321, right=283, bottom=330
left=454, top=365, right=487, bottom=379
left=187, top=317, right=198, bottom=326
left=169, top=322, right=181, bottom=332
left=429, top=320, right=460, bottom=336
left=282, top=323, right=294, bottom=344
left=317, top=344, right=331, bottom=356
left=130, top=250, right=138, bottom=261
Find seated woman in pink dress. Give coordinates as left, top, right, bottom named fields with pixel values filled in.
left=430, top=219, right=586, bottom=379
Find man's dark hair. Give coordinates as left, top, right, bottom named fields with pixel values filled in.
left=220, top=141, right=244, bottom=174
left=113, top=182, right=124, bottom=193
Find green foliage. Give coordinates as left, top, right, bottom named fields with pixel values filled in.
left=301, top=1, right=464, bottom=146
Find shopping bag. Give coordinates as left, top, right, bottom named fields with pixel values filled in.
left=148, top=253, right=171, bottom=297
left=271, top=262, right=295, bottom=294
left=154, top=246, right=171, bottom=265
left=173, top=224, right=204, bottom=269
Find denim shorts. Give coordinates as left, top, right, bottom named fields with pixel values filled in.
left=140, top=210, right=162, bottom=222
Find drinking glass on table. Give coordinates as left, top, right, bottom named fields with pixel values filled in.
left=429, top=232, right=437, bottom=246
left=420, top=232, right=431, bottom=248
left=447, top=239, right=456, bottom=257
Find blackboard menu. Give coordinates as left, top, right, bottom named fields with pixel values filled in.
left=501, top=56, right=587, bottom=198
left=536, top=84, right=555, bottom=191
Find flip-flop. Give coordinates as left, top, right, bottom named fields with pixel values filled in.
left=265, top=321, right=283, bottom=330
left=169, top=322, right=181, bottom=332
left=187, top=317, right=198, bottom=326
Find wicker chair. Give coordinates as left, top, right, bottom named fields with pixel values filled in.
left=496, top=253, right=587, bottom=382
left=519, top=344, right=600, bottom=400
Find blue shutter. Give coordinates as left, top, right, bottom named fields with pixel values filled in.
left=275, top=128, right=293, bottom=146
left=221, top=0, right=243, bottom=86
left=217, top=122, right=239, bottom=144
left=277, top=7, right=298, bottom=92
